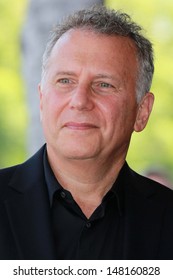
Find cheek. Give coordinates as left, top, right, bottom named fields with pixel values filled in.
left=41, top=97, right=57, bottom=129
left=99, top=98, right=124, bottom=125
left=105, top=99, right=136, bottom=134
left=42, top=91, right=62, bottom=116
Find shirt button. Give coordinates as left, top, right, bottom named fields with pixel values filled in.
left=86, top=222, right=91, bottom=228
left=60, top=191, right=66, bottom=198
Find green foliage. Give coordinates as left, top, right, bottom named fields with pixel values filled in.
left=106, top=0, right=173, bottom=180
left=0, top=0, right=28, bottom=167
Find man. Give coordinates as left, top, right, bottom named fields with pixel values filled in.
left=1, top=5, right=173, bottom=260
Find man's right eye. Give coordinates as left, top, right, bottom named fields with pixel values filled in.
left=58, top=78, right=70, bottom=84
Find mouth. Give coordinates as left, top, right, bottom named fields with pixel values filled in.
left=63, top=122, right=98, bottom=130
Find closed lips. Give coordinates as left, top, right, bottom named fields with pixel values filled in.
left=63, top=122, right=98, bottom=129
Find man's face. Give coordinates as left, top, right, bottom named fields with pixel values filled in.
left=39, top=29, right=153, bottom=163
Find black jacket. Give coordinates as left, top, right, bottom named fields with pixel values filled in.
left=1, top=145, right=173, bottom=259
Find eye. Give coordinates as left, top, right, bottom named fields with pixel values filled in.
left=92, top=80, right=119, bottom=96
left=100, top=82, right=112, bottom=88
left=56, top=77, right=75, bottom=92
left=58, top=78, right=70, bottom=84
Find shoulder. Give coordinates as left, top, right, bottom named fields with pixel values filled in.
left=0, top=165, right=19, bottom=189
left=0, top=145, right=46, bottom=197
left=125, top=163, right=173, bottom=203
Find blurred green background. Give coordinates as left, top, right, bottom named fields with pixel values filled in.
left=0, top=0, right=28, bottom=166
left=0, top=0, right=173, bottom=182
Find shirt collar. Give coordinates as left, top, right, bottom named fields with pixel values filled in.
left=43, top=146, right=125, bottom=214
left=108, top=163, right=128, bottom=216
left=43, top=147, right=62, bottom=206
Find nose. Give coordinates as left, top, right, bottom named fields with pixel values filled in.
left=69, top=85, right=94, bottom=111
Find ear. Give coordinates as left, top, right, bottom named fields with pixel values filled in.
left=38, top=83, right=43, bottom=121
left=134, top=92, right=154, bottom=132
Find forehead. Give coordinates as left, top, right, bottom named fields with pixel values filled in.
left=47, top=29, right=138, bottom=81
left=51, top=28, right=137, bottom=58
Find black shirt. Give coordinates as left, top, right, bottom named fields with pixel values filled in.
left=43, top=148, right=125, bottom=259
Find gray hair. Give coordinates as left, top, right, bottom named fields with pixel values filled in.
left=42, top=5, right=154, bottom=102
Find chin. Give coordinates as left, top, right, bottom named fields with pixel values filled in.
left=58, top=146, right=98, bottom=160
left=53, top=137, right=101, bottom=160
left=63, top=152, right=96, bottom=160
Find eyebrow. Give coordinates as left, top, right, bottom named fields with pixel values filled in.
left=55, top=71, right=76, bottom=76
left=95, top=74, right=117, bottom=80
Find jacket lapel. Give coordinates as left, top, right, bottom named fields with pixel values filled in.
left=4, top=146, right=56, bottom=259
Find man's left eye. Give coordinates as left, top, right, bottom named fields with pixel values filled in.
left=100, top=82, right=112, bottom=88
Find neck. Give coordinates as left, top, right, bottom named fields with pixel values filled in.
left=47, top=147, right=125, bottom=218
